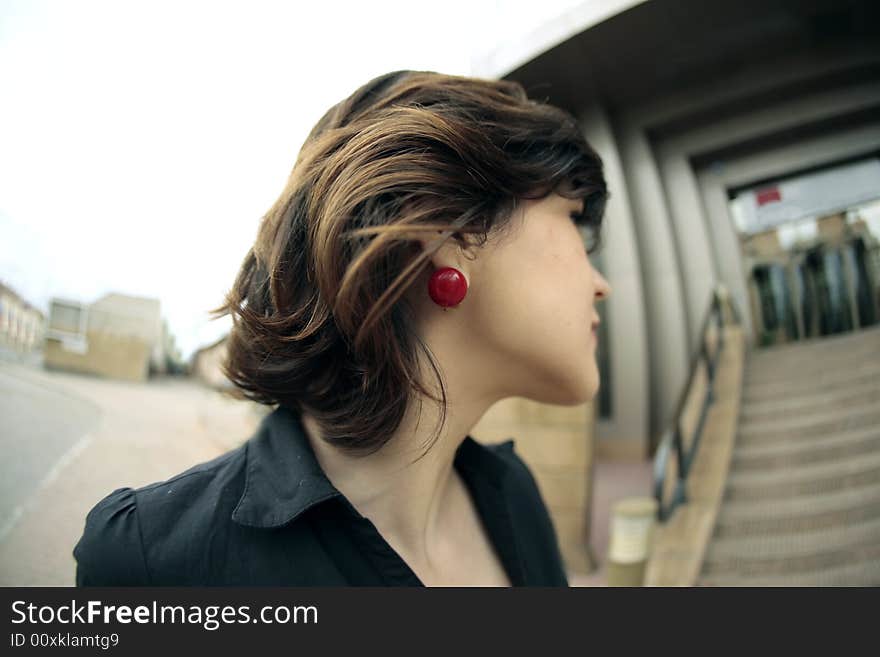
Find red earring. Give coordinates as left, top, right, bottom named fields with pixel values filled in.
left=428, top=267, right=468, bottom=308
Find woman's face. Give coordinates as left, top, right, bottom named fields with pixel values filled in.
left=422, top=192, right=611, bottom=406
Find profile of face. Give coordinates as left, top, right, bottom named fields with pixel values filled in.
left=413, top=192, right=611, bottom=407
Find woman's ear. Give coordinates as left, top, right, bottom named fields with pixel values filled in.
left=415, top=229, right=475, bottom=275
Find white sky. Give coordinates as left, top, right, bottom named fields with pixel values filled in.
left=0, top=0, right=586, bottom=360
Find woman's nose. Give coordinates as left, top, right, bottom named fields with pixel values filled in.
left=593, top=267, right=611, bottom=300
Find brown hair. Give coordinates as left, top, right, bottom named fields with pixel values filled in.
left=211, top=70, right=607, bottom=457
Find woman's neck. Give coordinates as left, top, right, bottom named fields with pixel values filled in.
left=301, top=392, right=495, bottom=571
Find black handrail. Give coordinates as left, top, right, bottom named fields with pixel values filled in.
left=653, top=284, right=741, bottom=522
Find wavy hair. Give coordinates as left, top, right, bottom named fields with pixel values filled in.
left=210, top=70, right=607, bottom=458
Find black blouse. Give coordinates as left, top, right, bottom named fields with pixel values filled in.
left=73, top=404, right=569, bottom=586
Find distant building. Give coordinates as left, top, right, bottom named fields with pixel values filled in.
left=153, top=318, right=186, bottom=375
left=0, top=281, right=45, bottom=353
left=190, top=334, right=233, bottom=390
left=743, top=212, right=880, bottom=345
left=43, top=292, right=178, bottom=382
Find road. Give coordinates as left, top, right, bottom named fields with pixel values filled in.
left=0, top=359, right=266, bottom=585
left=0, top=367, right=100, bottom=541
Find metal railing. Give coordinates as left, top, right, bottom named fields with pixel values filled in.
left=653, top=283, right=741, bottom=522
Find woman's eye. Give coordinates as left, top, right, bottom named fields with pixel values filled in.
left=573, top=219, right=597, bottom=253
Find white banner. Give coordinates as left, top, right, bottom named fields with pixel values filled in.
left=735, top=158, right=880, bottom=234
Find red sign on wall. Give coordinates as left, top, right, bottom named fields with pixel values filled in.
left=756, top=187, right=782, bottom=206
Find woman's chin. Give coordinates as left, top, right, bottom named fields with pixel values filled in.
left=537, top=379, right=599, bottom=407
left=515, top=360, right=600, bottom=406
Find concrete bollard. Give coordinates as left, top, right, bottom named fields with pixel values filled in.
left=606, top=497, right=658, bottom=586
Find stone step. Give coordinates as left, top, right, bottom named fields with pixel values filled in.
left=742, top=361, right=880, bottom=401
left=747, top=343, right=880, bottom=380
left=750, top=324, right=880, bottom=351
left=698, top=558, right=880, bottom=586
left=734, top=423, right=878, bottom=459
left=725, top=450, right=880, bottom=501
left=747, top=351, right=880, bottom=384
left=700, top=326, right=880, bottom=585
left=757, top=323, right=880, bottom=349
left=733, top=432, right=880, bottom=472
left=737, top=405, right=880, bottom=444
left=745, top=327, right=880, bottom=376
left=702, top=515, right=880, bottom=570
left=740, top=385, right=880, bottom=425
left=715, top=480, right=880, bottom=537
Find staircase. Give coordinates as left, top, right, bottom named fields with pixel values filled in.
left=698, top=325, right=880, bottom=586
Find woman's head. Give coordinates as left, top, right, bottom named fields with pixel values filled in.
left=212, top=69, right=610, bottom=456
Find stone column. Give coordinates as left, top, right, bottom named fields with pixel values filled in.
left=617, top=122, right=690, bottom=441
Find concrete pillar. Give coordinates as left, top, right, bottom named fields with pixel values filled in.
left=696, top=170, right=755, bottom=342
left=656, top=148, right=719, bottom=348
left=617, top=122, right=690, bottom=441
left=578, top=102, right=650, bottom=457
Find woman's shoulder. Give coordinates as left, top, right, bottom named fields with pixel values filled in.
left=478, top=437, right=569, bottom=585
left=465, top=436, right=557, bottom=533
left=73, top=445, right=248, bottom=586
left=481, top=439, right=542, bottom=498
left=73, top=486, right=147, bottom=585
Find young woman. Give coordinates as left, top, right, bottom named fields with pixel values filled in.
left=73, top=70, right=611, bottom=586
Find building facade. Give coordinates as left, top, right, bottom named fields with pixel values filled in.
left=469, top=0, right=880, bottom=572
left=190, top=335, right=234, bottom=390
left=43, top=292, right=170, bottom=382
left=0, top=281, right=45, bottom=355
left=473, top=0, right=880, bottom=459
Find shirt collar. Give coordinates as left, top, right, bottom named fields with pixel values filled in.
left=231, top=404, right=515, bottom=529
